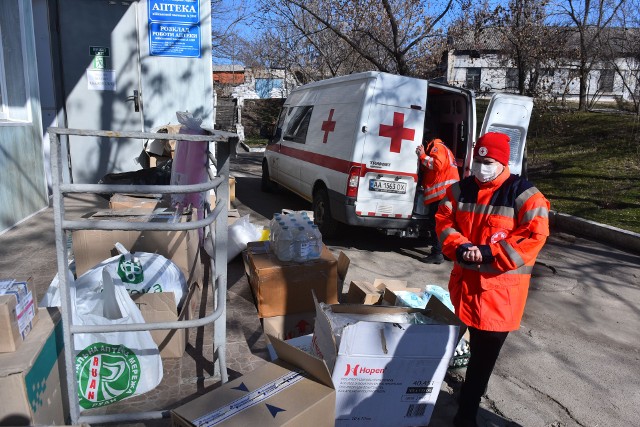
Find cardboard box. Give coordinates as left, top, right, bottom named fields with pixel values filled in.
left=261, top=311, right=315, bottom=340
left=244, top=243, right=339, bottom=318
left=229, top=176, right=236, bottom=202
left=72, top=209, right=203, bottom=358
left=0, top=279, right=39, bottom=352
left=309, top=297, right=465, bottom=427
left=109, top=194, right=168, bottom=210
left=345, top=281, right=382, bottom=305
left=267, top=334, right=314, bottom=361
left=0, top=308, right=67, bottom=425
left=381, top=286, right=425, bottom=307
left=131, top=287, right=201, bottom=359
left=170, top=359, right=335, bottom=427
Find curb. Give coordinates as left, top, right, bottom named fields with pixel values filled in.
left=239, top=141, right=265, bottom=153
left=550, top=211, right=640, bottom=255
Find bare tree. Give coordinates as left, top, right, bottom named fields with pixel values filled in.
left=601, top=3, right=640, bottom=113
left=255, top=0, right=461, bottom=77
left=553, top=0, right=627, bottom=111
left=210, top=0, right=252, bottom=64
left=242, top=3, right=373, bottom=82
left=498, top=0, right=565, bottom=96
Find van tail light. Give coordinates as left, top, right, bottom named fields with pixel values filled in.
left=346, top=166, right=361, bottom=198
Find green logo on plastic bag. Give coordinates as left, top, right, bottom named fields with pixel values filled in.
left=76, top=343, right=140, bottom=409
left=117, top=255, right=143, bottom=284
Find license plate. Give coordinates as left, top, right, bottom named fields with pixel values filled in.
left=369, top=179, right=407, bottom=194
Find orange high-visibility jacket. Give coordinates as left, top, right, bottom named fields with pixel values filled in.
left=418, top=139, right=459, bottom=205
left=435, top=167, right=550, bottom=331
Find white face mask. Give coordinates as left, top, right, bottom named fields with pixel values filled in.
left=472, top=162, right=500, bottom=182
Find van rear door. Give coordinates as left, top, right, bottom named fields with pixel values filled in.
left=477, top=93, right=533, bottom=176
left=355, top=74, right=427, bottom=219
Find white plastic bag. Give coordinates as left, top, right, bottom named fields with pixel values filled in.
left=227, top=215, right=262, bottom=261
left=72, top=269, right=163, bottom=410
left=72, top=243, right=188, bottom=308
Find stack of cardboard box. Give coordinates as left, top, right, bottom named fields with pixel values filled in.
left=171, top=245, right=464, bottom=426
left=0, top=307, right=67, bottom=425
left=171, top=292, right=464, bottom=427
left=242, top=241, right=349, bottom=339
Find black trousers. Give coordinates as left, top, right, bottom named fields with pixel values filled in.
left=457, top=327, right=509, bottom=419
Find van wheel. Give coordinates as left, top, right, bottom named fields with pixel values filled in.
left=313, top=188, right=339, bottom=238
left=261, top=161, right=277, bottom=192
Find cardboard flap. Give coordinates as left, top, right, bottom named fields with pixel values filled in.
left=331, top=303, right=417, bottom=316
left=267, top=334, right=334, bottom=389
left=373, top=278, right=408, bottom=291
left=132, top=291, right=178, bottom=316
left=337, top=252, right=350, bottom=282
left=425, top=295, right=467, bottom=341
left=339, top=321, right=458, bottom=358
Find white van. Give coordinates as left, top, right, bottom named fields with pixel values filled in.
left=262, top=71, right=532, bottom=238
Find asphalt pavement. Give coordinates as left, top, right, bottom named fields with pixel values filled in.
left=230, top=151, right=640, bottom=427
left=1, top=149, right=637, bottom=427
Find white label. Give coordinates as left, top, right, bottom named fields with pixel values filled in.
left=87, top=69, right=116, bottom=91
left=15, top=290, right=35, bottom=339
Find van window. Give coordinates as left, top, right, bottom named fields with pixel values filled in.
left=283, top=106, right=313, bottom=143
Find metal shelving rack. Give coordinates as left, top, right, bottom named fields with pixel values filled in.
left=49, top=127, right=237, bottom=425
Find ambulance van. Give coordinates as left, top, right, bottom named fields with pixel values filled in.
left=262, top=71, right=533, bottom=238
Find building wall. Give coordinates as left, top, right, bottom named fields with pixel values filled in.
left=213, top=71, right=245, bottom=85
left=0, top=0, right=47, bottom=233
left=448, top=51, right=639, bottom=103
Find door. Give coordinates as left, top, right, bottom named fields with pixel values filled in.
left=356, top=74, right=427, bottom=219
left=57, top=0, right=144, bottom=183
left=477, top=93, right=533, bottom=176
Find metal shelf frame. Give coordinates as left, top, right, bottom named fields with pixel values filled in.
left=49, top=127, right=237, bottom=425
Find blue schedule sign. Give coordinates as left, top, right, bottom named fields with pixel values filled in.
left=149, top=0, right=199, bottom=24
left=149, top=23, right=200, bottom=58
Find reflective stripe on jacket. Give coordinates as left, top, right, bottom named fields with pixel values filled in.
left=419, top=139, right=459, bottom=205
left=435, top=167, right=550, bottom=331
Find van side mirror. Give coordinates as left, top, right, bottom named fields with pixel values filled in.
left=269, top=128, right=282, bottom=144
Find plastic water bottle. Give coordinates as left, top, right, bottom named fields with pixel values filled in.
left=276, top=226, right=294, bottom=262
left=293, top=226, right=310, bottom=262
left=308, top=225, right=323, bottom=259
left=269, top=213, right=282, bottom=234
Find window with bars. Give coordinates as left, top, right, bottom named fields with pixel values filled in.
left=466, top=68, right=481, bottom=90
left=506, top=68, right=519, bottom=92
left=599, top=69, right=615, bottom=92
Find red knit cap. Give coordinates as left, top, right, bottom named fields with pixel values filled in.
left=474, top=132, right=511, bottom=166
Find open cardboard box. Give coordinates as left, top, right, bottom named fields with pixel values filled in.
left=267, top=295, right=465, bottom=427
left=72, top=209, right=204, bottom=358
left=345, top=278, right=411, bottom=305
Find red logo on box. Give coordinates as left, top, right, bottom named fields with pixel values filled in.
left=344, top=363, right=385, bottom=376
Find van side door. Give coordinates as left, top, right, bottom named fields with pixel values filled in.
left=278, top=105, right=314, bottom=193
left=265, top=107, right=288, bottom=183
left=477, top=94, right=533, bottom=176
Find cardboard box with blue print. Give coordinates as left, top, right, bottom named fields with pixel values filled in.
left=0, top=308, right=67, bottom=425
left=170, top=356, right=335, bottom=427
left=0, top=278, right=38, bottom=353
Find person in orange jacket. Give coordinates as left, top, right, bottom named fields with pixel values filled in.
left=435, top=132, right=550, bottom=427
left=415, top=136, right=459, bottom=264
